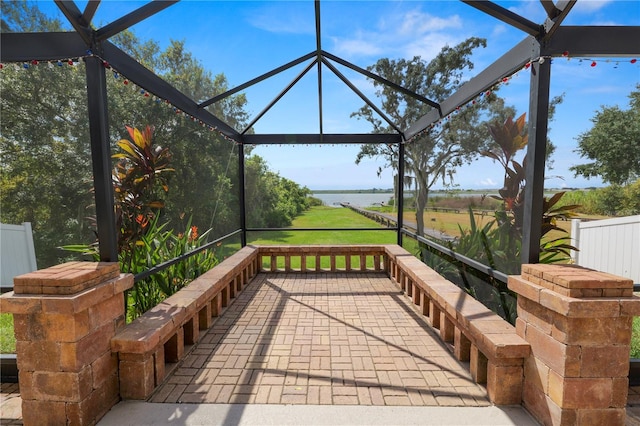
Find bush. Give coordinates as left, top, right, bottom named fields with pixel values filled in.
left=557, top=180, right=640, bottom=216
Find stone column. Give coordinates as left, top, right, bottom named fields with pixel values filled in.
left=0, top=262, right=133, bottom=426
left=509, top=264, right=640, bottom=425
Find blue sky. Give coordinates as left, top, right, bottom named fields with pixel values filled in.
left=40, top=1, right=640, bottom=190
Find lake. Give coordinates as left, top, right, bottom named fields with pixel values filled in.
left=311, top=191, right=506, bottom=208
left=312, top=192, right=396, bottom=207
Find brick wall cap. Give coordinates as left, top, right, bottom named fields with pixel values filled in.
left=522, top=264, right=632, bottom=290
left=13, top=262, right=120, bottom=296
left=538, top=288, right=640, bottom=317
left=0, top=291, right=42, bottom=314
left=14, top=262, right=119, bottom=290
left=478, top=332, right=531, bottom=360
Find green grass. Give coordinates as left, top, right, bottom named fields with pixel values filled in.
left=0, top=313, right=16, bottom=353
left=632, top=317, right=640, bottom=359
left=248, top=206, right=395, bottom=269
left=248, top=206, right=396, bottom=246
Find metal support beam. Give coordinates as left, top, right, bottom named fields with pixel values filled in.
left=321, top=58, right=403, bottom=135
left=397, top=142, right=405, bottom=246
left=0, top=32, right=88, bottom=62
left=101, top=41, right=242, bottom=141
left=315, top=0, right=324, bottom=140
left=96, top=1, right=179, bottom=41
left=198, top=52, right=316, bottom=108
left=540, top=0, right=561, bottom=20
left=542, top=0, right=576, bottom=40
left=322, top=51, right=440, bottom=110
left=82, top=1, right=101, bottom=27
left=241, top=59, right=318, bottom=135
left=84, top=55, right=118, bottom=262
left=406, top=36, right=536, bottom=140
left=521, top=52, right=551, bottom=265
left=238, top=143, right=247, bottom=247
left=54, top=0, right=93, bottom=45
left=461, top=0, right=541, bottom=36
left=243, top=133, right=402, bottom=145
left=545, top=26, right=640, bottom=56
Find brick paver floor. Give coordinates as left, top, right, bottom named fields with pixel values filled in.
left=149, top=273, right=491, bottom=406
left=0, top=382, right=22, bottom=425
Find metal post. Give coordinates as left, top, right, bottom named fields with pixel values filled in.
left=521, top=53, right=551, bottom=265
left=397, top=141, right=405, bottom=246
left=238, top=142, right=247, bottom=247
left=85, top=55, right=118, bottom=262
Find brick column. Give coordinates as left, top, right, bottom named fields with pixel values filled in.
left=509, top=264, right=640, bottom=426
left=0, top=262, right=133, bottom=426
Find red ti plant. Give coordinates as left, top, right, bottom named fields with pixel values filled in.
left=482, top=113, right=579, bottom=265
left=112, top=125, right=174, bottom=262
left=482, top=113, right=528, bottom=234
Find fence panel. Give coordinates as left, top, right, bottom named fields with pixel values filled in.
left=1, top=222, right=37, bottom=290
left=571, top=215, right=640, bottom=283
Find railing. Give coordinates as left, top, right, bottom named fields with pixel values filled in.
left=133, top=228, right=243, bottom=282
left=401, top=228, right=508, bottom=284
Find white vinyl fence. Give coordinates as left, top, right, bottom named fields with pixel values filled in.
left=571, top=215, right=640, bottom=284
left=1, top=222, right=37, bottom=290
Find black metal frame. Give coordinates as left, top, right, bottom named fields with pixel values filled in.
left=2, top=0, right=639, bottom=269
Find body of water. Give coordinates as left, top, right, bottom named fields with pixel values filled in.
left=312, top=192, right=394, bottom=207
left=313, top=191, right=560, bottom=208
left=312, top=191, right=513, bottom=208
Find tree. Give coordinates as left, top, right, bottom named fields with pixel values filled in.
left=1, top=2, right=95, bottom=267
left=1, top=3, right=255, bottom=267
left=570, top=85, right=640, bottom=185
left=352, top=38, right=509, bottom=236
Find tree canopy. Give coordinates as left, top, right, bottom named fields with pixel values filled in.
left=0, top=2, right=311, bottom=267
left=352, top=38, right=514, bottom=236
left=570, top=85, right=640, bottom=186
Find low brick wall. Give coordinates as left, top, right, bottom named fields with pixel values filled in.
left=256, top=245, right=387, bottom=273
left=111, top=244, right=530, bottom=405
left=0, top=262, right=133, bottom=425
left=6, top=244, right=636, bottom=425
left=111, top=246, right=259, bottom=400
left=385, top=245, right=530, bottom=405
left=511, top=264, right=640, bottom=425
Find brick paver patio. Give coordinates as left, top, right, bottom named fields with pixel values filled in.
left=149, top=273, right=491, bottom=406
left=4, top=273, right=640, bottom=423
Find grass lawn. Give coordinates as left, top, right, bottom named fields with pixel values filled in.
left=248, top=206, right=396, bottom=269
left=633, top=317, right=640, bottom=359
left=0, top=313, right=16, bottom=353
left=371, top=206, right=579, bottom=241
left=248, top=206, right=396, bottom=246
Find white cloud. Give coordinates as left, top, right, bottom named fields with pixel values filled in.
left=572, top=0, right=613, bottom=13
left=330, top=36, right=383, bottom=57
left=331, top=7, right=465, bottom=61
left=507, top=1, right=546, bottom=23
left=479, top=178, right=498, bottom=187
left=404, top=33, right=463, bottom=60
left=247, top=4, right=314, bottom=35
left=397, top=10, right=462, bottom=35
left=491, top=24, right=509, bottom=38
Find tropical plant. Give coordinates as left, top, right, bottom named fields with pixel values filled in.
left=63, top=125, right=219, bottom=320
left=112, top=125, right=174, bottom=265
left=421, top=113, right=579, bottom=324
left=483, top=113, right=579, bottom=267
